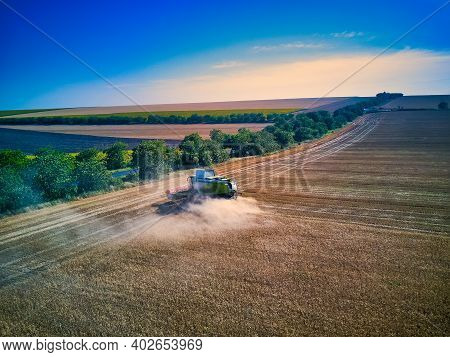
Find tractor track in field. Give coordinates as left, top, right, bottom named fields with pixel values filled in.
left=259, top=204, right=449, bottom=235
left=237, top=114, right=377, bottom=179
left=0, top=170, right=193, bottom=238
left=220, top=114, right=380, bottom=186
left=1, top=111, right=448, bottom=289
left=217, top=113, right=377, bottom=178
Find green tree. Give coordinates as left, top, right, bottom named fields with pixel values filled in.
left=169, top=147, right=183, bottom=170
left=180, top=140, right=200, bottom=166
left=32, top=149, right=76, bottom=200
left=236, top=128, right=253, bottom=142
left=294, top=127, right=315, bottom=142
left=179, top=133, right=204, bottom=166
left=133, top=140, right=171, bottom=180
left=203, top=140, right=229, bottom=163
left=252, top=131, right=280, bottom=153
left=199, top=150, right=213, bottom=166
left=76, top=148, right=106, bottom=163
left=314, top=122, right=328, bottom=137
left=75, top=158, right=112, bottom=193
left=438, top=101, right=448, bottom=110
left=0, top=168, right=38, bottom=213
left=331, top=115, right=348, bottom=129
left=105, top=142, right=129, bottom=170
left=0, top=149, right=30, bottom=170
left=273, top=128, right=295, bottom=148
left=210, top=129, right=227, bottom=143
left=195, top=140, right=225, bottom=165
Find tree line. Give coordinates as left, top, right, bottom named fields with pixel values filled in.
left=0, top=142, right=134, bottom=213
left=0, top=94, right=400, bottom=214
left=0, top=112, right=278, bottom=125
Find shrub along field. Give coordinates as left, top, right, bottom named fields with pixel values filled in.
left=0, top=93, right=399, bottom=215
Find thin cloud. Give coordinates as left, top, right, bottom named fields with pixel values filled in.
left=146, top=49, right=450, bottom=102
left=331, top=31, right=365, bottom=38
left=252, top=41, right=325, bottom=52
left=33, top=49, right=450, bottom=107
left=212, top=61, right=246, bottom=69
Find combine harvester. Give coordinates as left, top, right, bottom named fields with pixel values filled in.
left=167, top=168, right=238, bottom=203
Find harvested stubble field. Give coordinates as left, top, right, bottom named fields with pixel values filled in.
left=0, top=123, right=269, bottom=141
left=0, top=110, right=448, bottom=336
left=300, top=96, right=369, bottom=113
left=383, top=94, right=450, bottom=109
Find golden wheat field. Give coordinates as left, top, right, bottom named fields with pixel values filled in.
left=0, top=110, right=448, bottom=336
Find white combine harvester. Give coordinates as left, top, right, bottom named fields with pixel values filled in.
left=167, top=168, right=238, bottom=201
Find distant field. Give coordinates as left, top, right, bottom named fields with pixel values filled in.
left=3, top=97, right=351, bottom=118
left=0, top=123, right=269, bottom=141
left=0, top=109, right=54, bottom=117
left=0, top=128, right=179, bottom=154
left=63, top=108, right=298, bottom=118
left=383, top=95, right=450, bottom=109
left=301, top=97, right=369, bottom=113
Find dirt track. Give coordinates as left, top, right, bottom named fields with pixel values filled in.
left=0, top=110, right=448, bottom=336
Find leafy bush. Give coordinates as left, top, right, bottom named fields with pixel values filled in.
left=133, top=140, right=172, bottom=180
left=203, top=139, right=229, bottom=164
left=210, top=129, right=227, bottom=143
left=170, top=148, right=183, bottom=170
left=0, top=149, right=31, bottom=170
left=75, top=158, right=112, bottom=193
left=179, top=133, right=228, bottom=166
left=32, top=149, right=77, bottom=200
left=105, top=142, right=129, bottom=170
left=0, top=168, right=38, bottom=212
left=179, top=133, right=203, bottom=166
left=76, top=148, right=106, bottom=163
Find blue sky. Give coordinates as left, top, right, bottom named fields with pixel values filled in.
left=1, top=0, right=449, bottom=109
